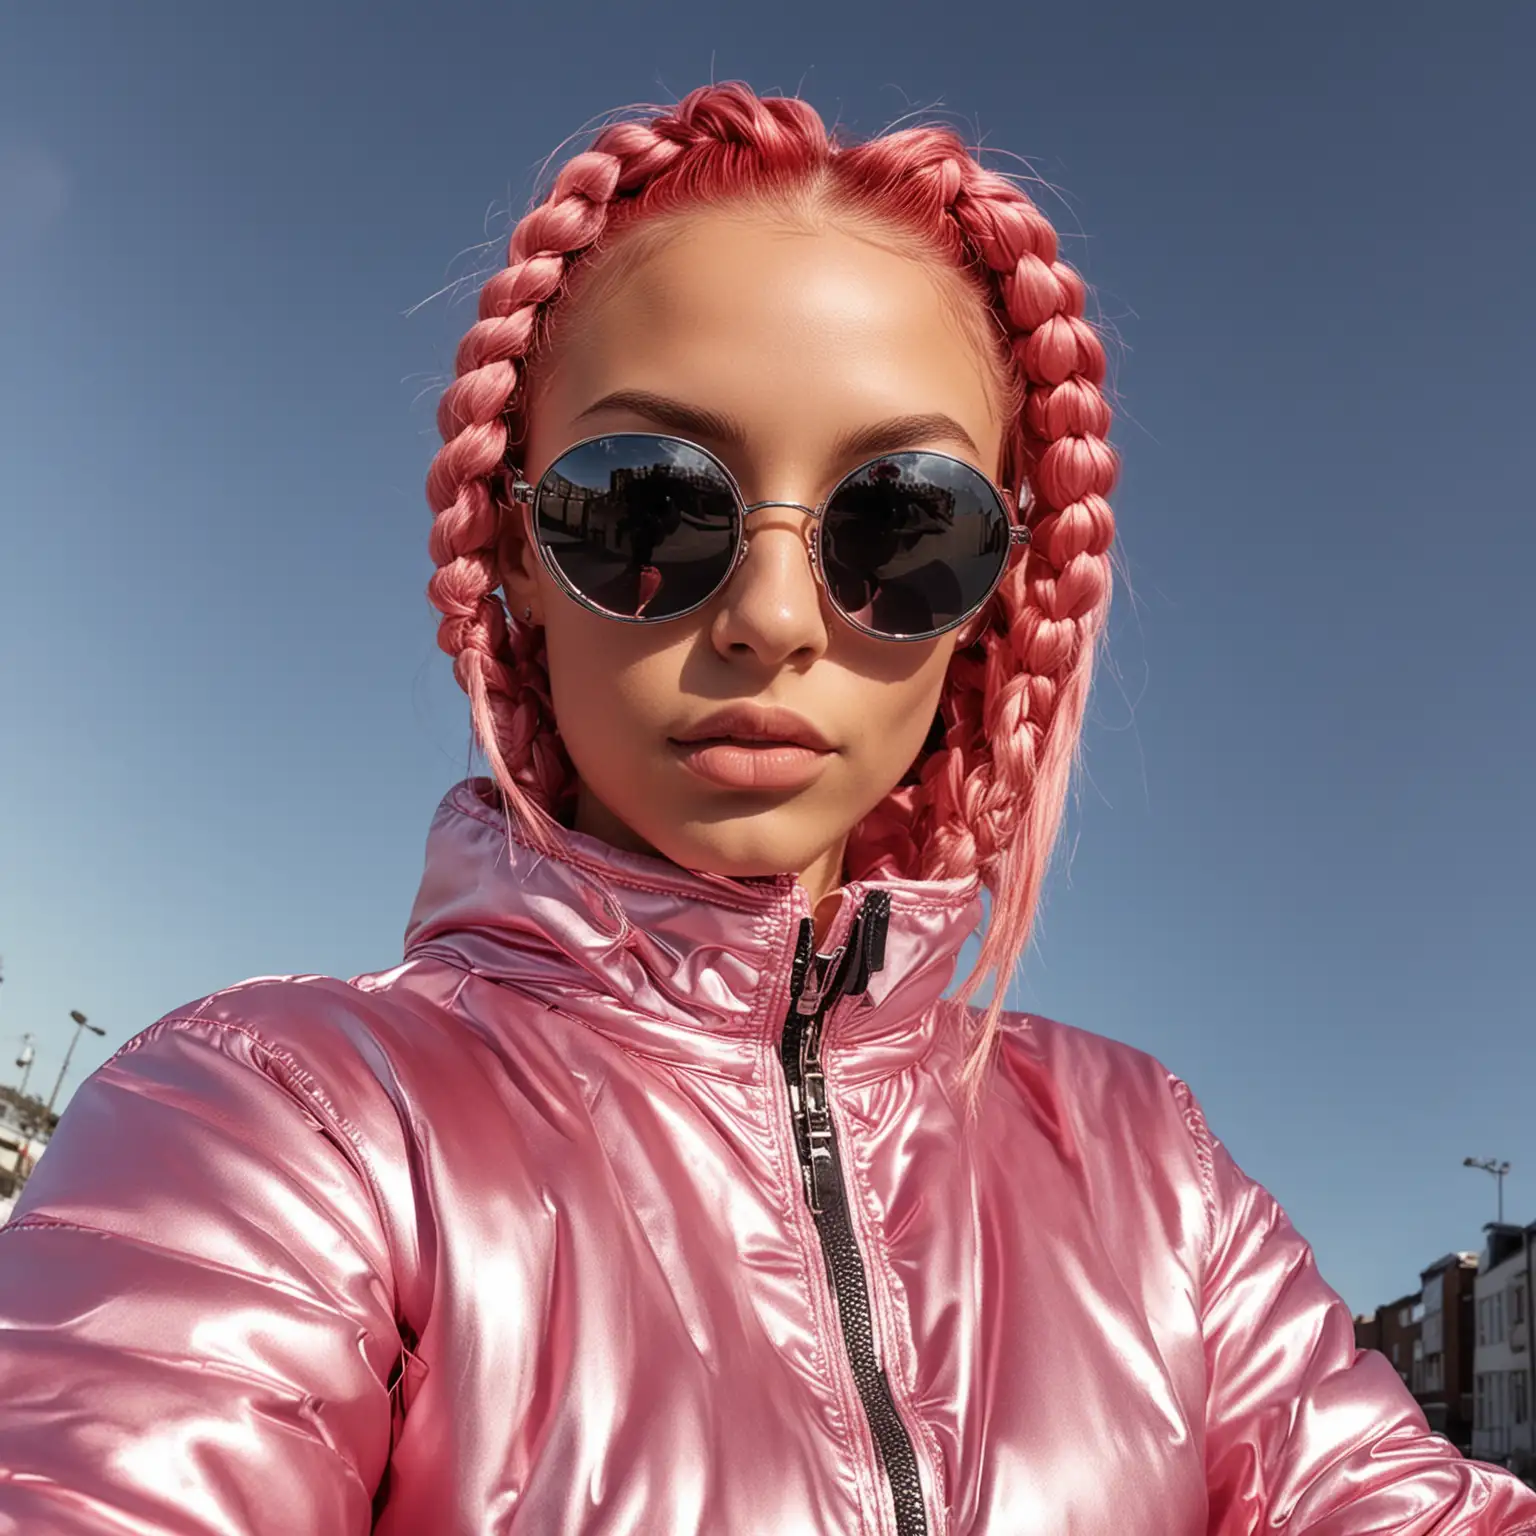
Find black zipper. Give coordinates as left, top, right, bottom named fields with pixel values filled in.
left=779, top=890, right=928, bottom=1536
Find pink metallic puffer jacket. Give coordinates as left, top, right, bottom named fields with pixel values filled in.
left=1, top=780, right=1532, bottom=1535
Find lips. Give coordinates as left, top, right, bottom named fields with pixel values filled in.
left=669, top=704, right=836, bottom=791
left=671, top=704, right=834, bottom=753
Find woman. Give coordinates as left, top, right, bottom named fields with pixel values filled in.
left=1, top=84, right=1531, bottom=1535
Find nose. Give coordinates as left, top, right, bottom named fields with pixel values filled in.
left=708, top=503, right=829, bottom=669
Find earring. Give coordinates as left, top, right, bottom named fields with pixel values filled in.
left=522, top=605, right=533, bottom=623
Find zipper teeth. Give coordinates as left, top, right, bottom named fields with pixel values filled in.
left=781, top=908, right=928, bottom=1536
left=813, top=1149, right=928, bottom=1535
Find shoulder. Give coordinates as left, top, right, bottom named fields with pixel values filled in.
left=33, top=973, right=458, bottom=1255
left=95, top=967, right=472, bottom=1160
left=12, top=975, right=436, bottom=1320
left=987, top=1010, right=1214, bottom=1222
left=993, top=1009, right=1199, bottom=1116
left=117, top=973, right=402, bottom=1090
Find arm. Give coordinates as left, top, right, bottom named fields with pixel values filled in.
left=0, top=1013, right=399, bottom=1535
left=1180, top=1083, right=1536, bottom=1535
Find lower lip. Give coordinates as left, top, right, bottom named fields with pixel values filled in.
left=671, top=740, right=834, bottom=791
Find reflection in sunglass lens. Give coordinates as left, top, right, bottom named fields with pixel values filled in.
left=533, top=437, right=739, bottom=620
left=821, top=454, right=1011, bottom=638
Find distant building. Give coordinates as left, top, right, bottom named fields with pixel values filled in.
left=1417, top=1251, right=1479, bottom=1452
left=1472, top=1221, right=1536, bottom=1472
left=0, top=1093, right=50, bottom=1212
left=0, top=1105, right=38, bottom=1175
left=1366, top=1288, right=1424, bottom=1394
left=1353, top=1310, right=1381, bottom=1353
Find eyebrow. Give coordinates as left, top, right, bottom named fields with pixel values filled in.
left=833, top=412, right=981, bottom=461
left=575, top=389, right=981, bottom=460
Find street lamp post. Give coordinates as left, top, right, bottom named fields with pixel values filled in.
left=14, top=1010, right=104, bottom=1192
left=13, top=1034, right=34, bottom=1098
left=44, top=1010, right=105, bottom=1121
left=1464, top=1157, right=1512, bottom=1225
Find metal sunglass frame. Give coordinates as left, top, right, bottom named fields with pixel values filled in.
left=506, top=431, right=1031, bottom=642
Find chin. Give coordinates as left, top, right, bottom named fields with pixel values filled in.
left=645, top=801, right=852, bottom=881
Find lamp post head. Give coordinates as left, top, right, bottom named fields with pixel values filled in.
left=69, top=1010, right=87, bottom=1026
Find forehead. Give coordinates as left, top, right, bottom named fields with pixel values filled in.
left=530, top=209, right=1002, bottom=471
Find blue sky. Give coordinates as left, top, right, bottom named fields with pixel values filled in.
left=0, top=1, right=1531, bottom=1316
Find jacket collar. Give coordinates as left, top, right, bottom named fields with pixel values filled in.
left=403, top=780, right=982, bottom=1084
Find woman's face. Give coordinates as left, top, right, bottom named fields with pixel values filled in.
left=500, top=207, right=1004, bottom=902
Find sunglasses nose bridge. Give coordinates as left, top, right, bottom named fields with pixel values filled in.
left=733, top=499, right=825, bottom=587
left=741, top=498, right=820, bottom=520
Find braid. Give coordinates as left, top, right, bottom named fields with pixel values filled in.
left=938, top=162, right=1117, bottom=1089
left=941, top=160, right=1117, bottom=864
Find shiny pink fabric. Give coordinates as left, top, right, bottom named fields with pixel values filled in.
left=1, top=780, right=1532, bottom=1535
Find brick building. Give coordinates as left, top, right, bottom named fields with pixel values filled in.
left=1363, top=1288, right=1424, bottom=1395
left=1417, top=1252, right=1479, bottom=1452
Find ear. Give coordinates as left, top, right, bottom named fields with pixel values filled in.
left=495, top=494, right=544, bottom=625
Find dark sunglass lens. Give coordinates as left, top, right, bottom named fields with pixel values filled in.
left=533, top=436, right=738, bottom=620
left=821, top=454, right=1010, bottom=638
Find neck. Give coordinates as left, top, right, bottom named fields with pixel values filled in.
left=571, top=782, right=849, bottom=943
left=797, top=840, right=850, bottom=944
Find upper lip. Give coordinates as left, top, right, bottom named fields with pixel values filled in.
left=671, top=704, right=835, bottom=752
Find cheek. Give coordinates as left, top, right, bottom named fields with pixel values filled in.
left=837, top=650, right=951, bottom=782
left=540, top=606, right=682, bottom=764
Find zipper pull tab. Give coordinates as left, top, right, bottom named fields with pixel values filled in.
left=801, top=1067, right=836, bottom=1214
left=796, top=947, right=845, bottom=1016
left=843, top=891, right=891, bottom=999
left=797, top=890, right=892, bottom=1017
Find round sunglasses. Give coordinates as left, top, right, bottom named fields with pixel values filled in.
left=506, top=432, right=1030, bottom=642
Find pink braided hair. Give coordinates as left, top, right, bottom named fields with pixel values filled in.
left=425, top=84, right=1118, bottom=1095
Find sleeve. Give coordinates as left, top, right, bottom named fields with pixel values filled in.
left=0, top=1014, right=399, bottom=1536
left=1180, top=1083, right=1536, bottom=1536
